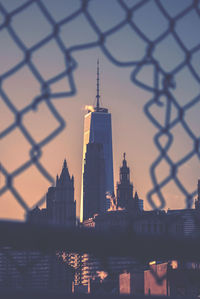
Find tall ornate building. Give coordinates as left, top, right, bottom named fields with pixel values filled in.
left=28, top=159, right=76, bottom=227
left=25, top=159, right=76, bottom=291
left=47, top=159, right=76, bottom=227
left=117, top=153, right=143, bottom=212
left=80, top=61, right=114, bottom=221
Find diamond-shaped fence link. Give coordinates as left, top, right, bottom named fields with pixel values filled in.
left=0, top=0, right=199, bottom=213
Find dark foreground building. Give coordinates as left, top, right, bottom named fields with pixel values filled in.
left=0, top=250, right=73, bottom=291
left=119, top=261, right=200, bottom=297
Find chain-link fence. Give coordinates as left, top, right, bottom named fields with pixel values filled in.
left=0, top=0, right=200, bottom=213
left=0, top=0, right=200, bottom=297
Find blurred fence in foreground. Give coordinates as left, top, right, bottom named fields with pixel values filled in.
left=0, top=0, right=200, bottom=212
left=0, top=1, right=200, bottom=297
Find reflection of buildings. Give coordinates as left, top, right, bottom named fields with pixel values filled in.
left=80, top=61, right=114, bottom=222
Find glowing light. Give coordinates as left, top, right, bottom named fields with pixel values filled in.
left=107, top=193, right=125, bottom=211
left=85, top=105, right=94, bottom=112
left=171, top=260, right=178, bottom=269
left=149, top=261, right=156, bottom=266
left=107, top=193, right=117, bottom=211
left=96, top=271, right=108, bottom=280
left=117, top=206, right=125, bottom=210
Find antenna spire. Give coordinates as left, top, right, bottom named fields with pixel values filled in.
left=96, top=59, right=100, bottom=110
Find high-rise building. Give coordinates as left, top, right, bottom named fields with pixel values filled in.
left=82, top=143, right=106, bottom=221
left=80, top=61, right=114, bottom=222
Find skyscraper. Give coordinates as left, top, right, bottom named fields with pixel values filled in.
left=80, top=61, right=114, bottom=222
left=82, top=143, right=106, bottom=221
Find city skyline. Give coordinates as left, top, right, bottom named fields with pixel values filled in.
left=0, top=0, right=199, bottom=220
left=0, top=1, right=200, bottom=297
left=1, top=54, right=199, bottom=220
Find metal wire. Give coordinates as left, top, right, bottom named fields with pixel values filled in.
left=0, top=0, right=199, bottom=212
left=0, top=2, right=199, bottom=295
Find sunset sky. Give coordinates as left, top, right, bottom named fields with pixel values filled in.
left=0, top=0, right=200, bottom=220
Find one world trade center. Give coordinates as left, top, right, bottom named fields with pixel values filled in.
left=80, top=61, right=114, bottom=222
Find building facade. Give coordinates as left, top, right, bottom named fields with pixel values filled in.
left=80, top=62, right=114, bottom=222
left=25, top=160, right=76, bottom=291
left=82, top=143, right=106, bottom=220
left=28, top=159, right=76, bottom=227
left=116, top=153, right=143, bottom=212
left=0, top=249, right=73, bottom=291
left=46, top=159, right=76, bottom=227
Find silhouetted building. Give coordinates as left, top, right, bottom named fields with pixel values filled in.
left=82, top=143, right=106, bottom=220
left=132, top=207, right=200, bottom=237
left=80, top=61, right=114, bottom=222
left=46, top=159, right=76, bottom=227
left=28, top=159, right=76, bottom=227
left=117, top=153, right=143, bottom=212
left=117, top=153, right=133, bottom=209
left=27, top=206, right=48, bottom=224
left=25, top=159, right=76, bottom=292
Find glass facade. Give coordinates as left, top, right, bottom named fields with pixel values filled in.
left=80, top=110, right=114, bottom=222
